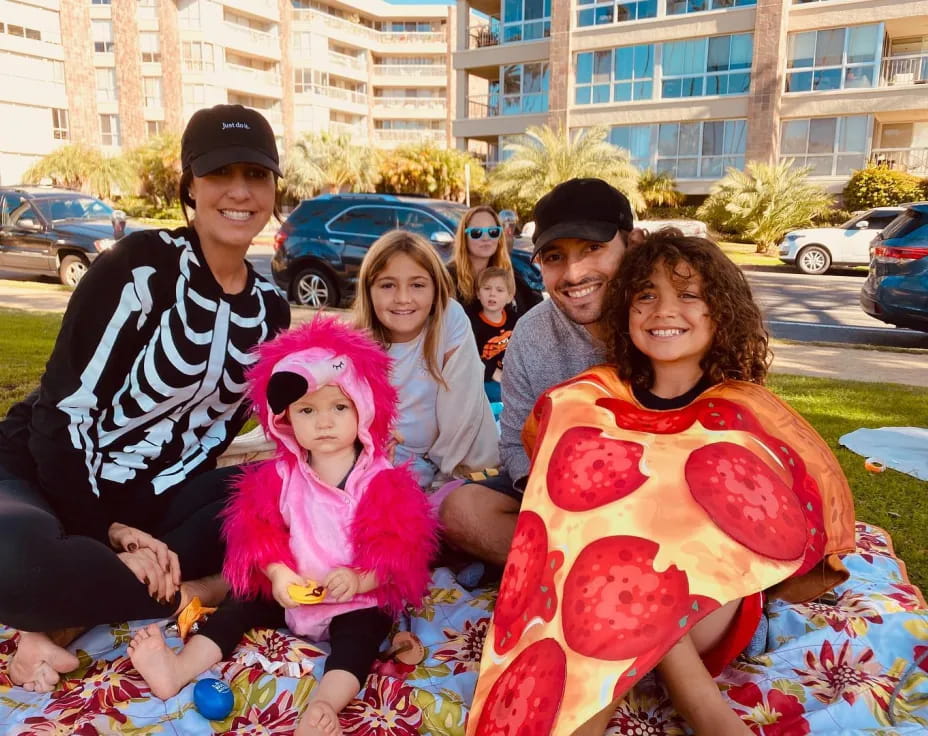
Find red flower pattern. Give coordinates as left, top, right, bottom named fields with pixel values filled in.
left=44, top=656, right=146, bottom=725
left=432, top=617, right=489, bottom=675
left=793, top=640, right=897, bottom=711
left=340, top=674, right=422, bottom=735
left=225, top=690, right=300, bottom=735
left=728, top=682, right=810, bottom=736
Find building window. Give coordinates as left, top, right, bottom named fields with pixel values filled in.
left=502, top=0, right=551, bottom=43
left=96, top=68, right=118, bottom=102
left=667, top=0, right=755, bottom=14
left=662, top=34, right=752, bottom=97
left=51, top=60, right=65, bottom=83
left=182, top=41, right=214, bottom=72
left=146, top=120, right=163, bottom=137
left=92, top=20, right=114, bottom=53
left=143, top=77, right=162, bottom=107
left=100, top=114, right=120, bottom=146
left=178, top=0, right=200, bottom=29
left=137, top=0, right=159, bottom=20
left=606, top=120, right=746, bottom=177
left=292, top=31, right=311, bottom=53
left=575, top=45, right=654, bottom=104
left=5, top=23, right=42, bottom=40
left=780, top=115, right=870, bottom=175
left=577, top=0, right=657, bottom=26
left=495, top=62, right=549, bottom=114
left=92, top=0, right=112, bottom=4
left=183, top=84, right=206, bottom=105
left=140, top=32, right=161, bottom=62
left=52, top=109, right=69, bottom=140
left=785, top=25, right=881, bottom=92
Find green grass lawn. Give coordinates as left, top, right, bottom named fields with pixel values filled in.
left=718, top=241, right=790, bottom=268
left=1, top=308, right=926, bottom=590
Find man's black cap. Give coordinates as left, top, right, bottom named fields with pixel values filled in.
left=531, top=178, right=634, bottom=258
left=181, top=104, right=281, bottom=177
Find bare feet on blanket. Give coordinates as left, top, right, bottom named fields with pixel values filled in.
left=296, top=699, right=342, bottom=736
left=174, top=574, right=229, bottom=616
left=9, top=631, right=80, bottom=693
left=127, top=624, right=186, bottom=700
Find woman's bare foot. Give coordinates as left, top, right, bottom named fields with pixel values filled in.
left=127, top=624, right=186, bottom=700
left=9, top=631, right=80, bottom=693
left=174, top=575, right=229, bottom=616
left=296, top=699, right=342, bottom=736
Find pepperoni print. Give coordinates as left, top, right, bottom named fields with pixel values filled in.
left=562, top=536, right=690, bottom=660
left=473, top=638, right=567, bottom=736
left=685, top=442, right=807, bottom=560
left=546, top=427, right=647, bottom=511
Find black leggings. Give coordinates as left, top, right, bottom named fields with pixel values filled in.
left=0, top=461, right=240, bottom=631
left=198, top=598, right=393, bottom=684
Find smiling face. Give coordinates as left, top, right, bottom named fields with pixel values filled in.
left=369, top=252, right=436, bottom=343
left=628, top=260, right=715, bottom=385
left=189, top=162, right=275, bottom=252
left=466, top=210, right=503, bottom=264
left=287, top=384, right=359, bottom=459
left=537, top=233, right=626, bottom=333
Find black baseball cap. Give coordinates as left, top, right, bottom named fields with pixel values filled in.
left=531, top=178, right=634, bottom=258
left=181, top=104, right=281, bottom=177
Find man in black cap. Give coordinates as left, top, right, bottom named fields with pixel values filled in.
left=440, top=178, right=643, bottom=566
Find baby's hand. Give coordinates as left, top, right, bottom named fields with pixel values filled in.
left=266, top=563, right=305, bottom=609
left=324, top=567, right=361, bottom=603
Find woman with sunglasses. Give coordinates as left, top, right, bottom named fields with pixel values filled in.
left=449, top=206, right=541, bottom=316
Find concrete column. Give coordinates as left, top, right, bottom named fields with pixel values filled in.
left=547, top=0, right=571, bottom=132
left=112, top=0, right=144, bottom=148
left=744, top=0, right=790, bottom=165
left=158, top=0, right=183, bottom=134
left=279, top=0, right=295, bottom=151
left=59, top=0, right=99, bottom=146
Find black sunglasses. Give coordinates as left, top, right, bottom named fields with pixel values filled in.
left=466, top=226, right=502, bottom=240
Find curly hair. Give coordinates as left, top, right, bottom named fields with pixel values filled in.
left=604, top=228, right=771, bottom=389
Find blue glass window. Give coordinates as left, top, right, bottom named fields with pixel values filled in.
left=662, top=34, right=752, bottom=98
left=575, top=45, right=654, bottom=104
left=785, top=24, right=881, bottom=93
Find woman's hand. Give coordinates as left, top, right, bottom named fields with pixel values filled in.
left=265, top=563, right=305, bottom=609
left=386, top=430, right=404, bottom=464
left=117, top=548, right=178, bottom=603
left=324, top=567, right=361, bottom=603
left=108, top=522, right=181, bottom=588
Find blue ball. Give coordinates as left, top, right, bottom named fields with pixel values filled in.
left=193, top=678, right=234, bottom=721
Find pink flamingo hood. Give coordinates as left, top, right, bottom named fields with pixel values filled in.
left=222, top=316, right=438, bottom=639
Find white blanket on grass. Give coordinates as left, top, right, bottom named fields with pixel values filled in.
left=839, top=426, right=928, bottom=481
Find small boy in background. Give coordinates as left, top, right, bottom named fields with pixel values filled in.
left=469, top=267, right=519, bottom=403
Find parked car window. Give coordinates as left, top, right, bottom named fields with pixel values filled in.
left=880, top=210, right=921, bottom=240
left=1, top=194, right=25, bottom=226
left=864, top=215, right=897, bottom=230
left=395, top=208, right=450, bottom=240
left=327, top=206, right=396, bottom=237
left=35, top=196, right=111, bottom=222
left=10, top=203, right=41, bottom=229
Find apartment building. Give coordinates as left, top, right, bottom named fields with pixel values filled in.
left=0, top=0, right=455, bottom=185
left=452, top=0, right=928, bottom=193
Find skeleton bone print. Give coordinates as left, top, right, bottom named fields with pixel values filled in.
left=57, top=230, right=283, bottom=497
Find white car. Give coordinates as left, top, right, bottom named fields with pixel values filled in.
left=778, top=207, right=904, bottom=275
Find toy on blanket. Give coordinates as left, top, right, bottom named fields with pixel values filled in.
left=193, top=678, right=234, bottom=721
left=287, top=582, right=327, bottom=604
left=173, top=597, right=217, bottom=640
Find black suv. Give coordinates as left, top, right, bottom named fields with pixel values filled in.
left=0, top=187, right=145, bottom=286
left=271, top=193, right=545, bottom=309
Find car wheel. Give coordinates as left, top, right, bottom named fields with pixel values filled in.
left=292, top=267, right=337, bottom=308
left=796, top=245, right=831, bottom=275
left=58, top=254, right=89, bottom=287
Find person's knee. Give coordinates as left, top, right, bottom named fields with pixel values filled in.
left=0, top=512, right=58, bottom=624
left=439, top=483, right=518, bottom=543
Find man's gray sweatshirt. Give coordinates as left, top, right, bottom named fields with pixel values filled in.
left=500, top=299, right=606, bottom=485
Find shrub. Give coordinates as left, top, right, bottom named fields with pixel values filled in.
left=814, top=208, right=854, bottom=226
left=641, top=205, right=700, bottom=220
left=842, top=166, right=923, bottom=211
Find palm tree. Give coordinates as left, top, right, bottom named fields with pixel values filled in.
left=488, top=125, right=644, bottom=218
left=282, top=132, right=378, bottom=200
left=126, top=133, right=182, bottom=206
left=23, top=144, right=134, bottom=198
left=378, top=143, right=487, bottom=202
left=638, top=168, right=684, bottom=210
left=697, top=160, right=834, bottom=253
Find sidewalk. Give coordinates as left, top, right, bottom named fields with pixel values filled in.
left=1, top=281, right=926, bottom=388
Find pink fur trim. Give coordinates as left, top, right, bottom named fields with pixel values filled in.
left=221, top=461, right=296, bottom=600
left=351, top=467, right=439, bottom=614
left=245, top=316, right=397, bottom=456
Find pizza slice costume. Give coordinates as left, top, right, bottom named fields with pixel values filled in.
left=467, top=366, right=855, bottom=736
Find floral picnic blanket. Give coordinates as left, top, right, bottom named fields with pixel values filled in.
left=0, top=523, right=926, bottom=735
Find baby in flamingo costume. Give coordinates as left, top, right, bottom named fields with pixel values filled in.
left=129, top=316, right=438, bottom=736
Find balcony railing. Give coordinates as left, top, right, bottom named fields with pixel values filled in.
left=380, top=31, right=445, bottom=44
left=319, top=86, right=368, bottom=105
left=466, top=93, right=549, bottom=118
left=373, top=64, right=446, bottom=78
left=223, top=22, right=278, bottom=49
left=374, top=128, right=446, bottom=144
left=330, top=50, right=365, bottom=72
left=869, top=148, right=928, bottom=175
left=468, top=17, right=501, bottom=49
left=329, top=121, right=367, bottom=138
left=879, top=54, right=928, bottom=87
left=226, top=62, right=280, bottom=87
left=292, top=9, right=443, bottom=45
left=373, top=96, right=447, bottom=110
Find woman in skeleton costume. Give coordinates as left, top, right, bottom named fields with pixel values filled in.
left=0, top=104, right=290, bottom=693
